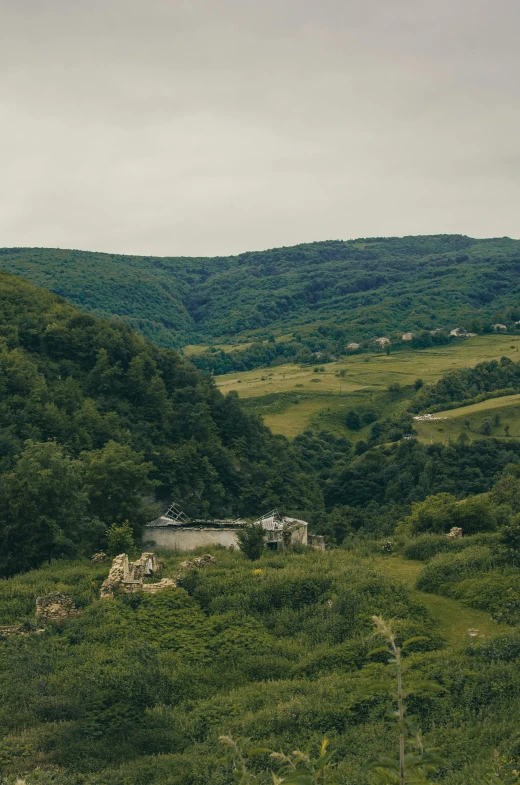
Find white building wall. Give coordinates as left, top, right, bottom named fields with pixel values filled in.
left=144, top=527, right=240, bottom=551
left=144, top=521, right=308, bottom=551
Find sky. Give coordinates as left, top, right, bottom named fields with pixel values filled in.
left=1, top=0, right=519, bottom=257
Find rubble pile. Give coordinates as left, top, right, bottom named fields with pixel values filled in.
left=447, top=527, right=463, bottom=540
left=100, top=552, right=215, bottom=598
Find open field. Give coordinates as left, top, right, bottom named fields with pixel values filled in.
left=183, top=342, right=252, bottom=355
left=263, top=397, right=338, bottom=437
left=414, top=395, right=520, bottom=444
left=216, top=334, right=520, bottom=438
left=372, top=556, right=508, bottom=646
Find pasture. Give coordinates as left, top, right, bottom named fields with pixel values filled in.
left=215, top=334, right=520, bottom=438
left=414, top=395, right=520, bottom=444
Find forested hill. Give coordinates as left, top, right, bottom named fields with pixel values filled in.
left=0, top=271, right=322, bottom=576
left=2, top=235, right=520, bottom=349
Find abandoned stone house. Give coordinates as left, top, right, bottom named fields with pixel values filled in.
left=144, top=506, right=323, bottom=552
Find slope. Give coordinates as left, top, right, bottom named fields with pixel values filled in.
left=2, top=235, right=520, bottom=351
left=0, top=270, right=323, bottom=575
left=214, top=333, right=520, bottom=438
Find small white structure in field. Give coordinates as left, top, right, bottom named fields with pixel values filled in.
left=493, top=323, right=507, bottom=332
left=346, top=342, right=360, bottom=350
left=375, top=337, right=390, bottom=346
left=450, top=328, right=467, bottom=337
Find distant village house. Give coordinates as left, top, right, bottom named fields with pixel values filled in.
left=375, top=337, right=390, bottom=346
left=493, top=323, right=507, bottom=332
left=401, top=332, right=413, bottom=341
left=346, top=342, right=360, bottom=350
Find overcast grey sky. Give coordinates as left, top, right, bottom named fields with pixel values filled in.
left=1, top=0, right=519, bottom=256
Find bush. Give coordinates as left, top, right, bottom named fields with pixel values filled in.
left=470, top=632, right=520, bottom=661
left=403, top=534, right=465, bottom=562
left=402, top=494, right=498, bottom=537
left=106, top=522, right=135, bottom=556
left=236, top=524, right=266, bottom=561
left=403, top=533, right=503, bottom=563
left=346, top=410, right=362, bottom=430
left=416, top=546, right=496, bottom=593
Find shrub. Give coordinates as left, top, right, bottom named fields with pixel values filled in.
left=470, top=632, right=520, bottom=662
left=236, top=524, right=266, bottom=561
left=403, top=493, right=498, bottom=537
left=403, top=534, right=464, bottom=562
left=105, top=522, right=135, bottom=556
left=346, top=410, right=362, bottom=430
left=416, top=546, right=496, bottom=593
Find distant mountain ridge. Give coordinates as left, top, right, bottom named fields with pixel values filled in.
left=1, top=235, right=520, bottom=349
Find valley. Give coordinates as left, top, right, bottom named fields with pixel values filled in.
left=2, top=251, right=520, bottom=784
left=216, top=333, right=520, bottom=438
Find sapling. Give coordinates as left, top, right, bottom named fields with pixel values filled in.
left=366, top=616, right=443, bottom=785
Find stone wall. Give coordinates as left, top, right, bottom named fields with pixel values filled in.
left=35, top=592, right=80, bottom=623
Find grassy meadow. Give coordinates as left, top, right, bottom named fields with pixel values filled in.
left=215, top=334, right=520, bottom=438
left=414, top=395, right=520, bottom=444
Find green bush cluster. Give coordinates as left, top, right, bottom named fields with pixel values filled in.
left=403, top=532, right=502, bottom=562
left=1, top=548, right=520, bottom=784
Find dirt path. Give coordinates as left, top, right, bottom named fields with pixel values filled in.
left=372, top=555, right=509, bottom=647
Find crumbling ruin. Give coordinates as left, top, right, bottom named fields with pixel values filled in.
left=145, top=506, right=311, bottom=552
left=447, top=527, right=463, bottom=540
left=35, top=592, right=80, bottom=623
left=99, top=551, right=216, bottom=599
left=308, top=534, right=326, bottom=550
left=100, top=552, right=163, bottom=598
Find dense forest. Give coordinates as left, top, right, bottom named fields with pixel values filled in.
left=2, top=237, right=520, bottom=371
left=412, top=355, right=520, bottom=411
left=0, top=272, right=323, bottom=576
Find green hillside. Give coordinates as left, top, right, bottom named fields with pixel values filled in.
left=0, top=271, right=322, bottom=576
left=4, top=273, right=520, bottom=783
left=1, top=544, right=520, bottom=785
left=214, top=333, right=520, bottom=439
left=2, top=235, right=520, bottom=358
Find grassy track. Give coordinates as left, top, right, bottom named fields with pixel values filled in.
left=373, top=555, right=508, bottom=647
left=216, top=334, right=520, bottom=438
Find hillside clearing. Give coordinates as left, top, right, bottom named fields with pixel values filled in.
left=414, top=396, right=520, bottom=444
left=372, top=555, right=508, bottom=646
left=217, top=334, right=520, bottom=438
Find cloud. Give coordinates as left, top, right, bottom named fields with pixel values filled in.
left=0, top=0, right=519, bottom=255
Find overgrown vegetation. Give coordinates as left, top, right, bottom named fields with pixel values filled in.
left=3, top=264, right=520, bottom=783
left=1, top=547, right=520, bottom=785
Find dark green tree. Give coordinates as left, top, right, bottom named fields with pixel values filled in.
left=0, top=441, right=90, bottom=575
left=236, top=524, right=265, bottom=561
left=346, top=410, right=362, bottom=430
